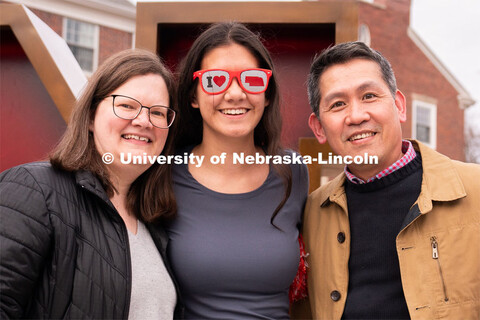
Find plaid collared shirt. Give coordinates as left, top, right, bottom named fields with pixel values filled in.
left=345, top=140, right=417, bottom=184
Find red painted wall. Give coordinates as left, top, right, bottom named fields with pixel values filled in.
left=0, top=28, right=67, bottom=172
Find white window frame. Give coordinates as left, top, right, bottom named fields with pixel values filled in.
left=358, top=24, right=371, bottom=47
left=62, top=17, right=99, bottom=75
left=412, top=99, right=437, bottom=149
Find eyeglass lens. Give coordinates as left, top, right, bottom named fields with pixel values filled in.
left=199, top=69, right=269, bottom=94
left=112, top=95, right=174, bottom=128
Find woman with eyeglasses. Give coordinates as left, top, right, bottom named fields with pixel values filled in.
left=166, top=22, right=309, bottom=319
left=0, top=49, right=183, bottom=319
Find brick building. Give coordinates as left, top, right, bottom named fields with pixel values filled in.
left=3, top=0, right=135, bottom=75
left=358, top=0, right=474, bottom=160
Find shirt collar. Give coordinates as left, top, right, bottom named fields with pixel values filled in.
left=344, top=140, right=416, bottom=184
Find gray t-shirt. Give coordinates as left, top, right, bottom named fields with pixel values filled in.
left=127, top=221, right=177, bottom=320
left=166, top=149, right=309, bottom=319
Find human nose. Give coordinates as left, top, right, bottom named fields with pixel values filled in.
left=132, top=106, right=153, bottom=128
left=224, top=77, right=246, bottom=101
left=345, top=100, right=370, bottom=125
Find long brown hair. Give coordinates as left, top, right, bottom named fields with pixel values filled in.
left=50, top=49, right=177, bottom=223
left=175, top=22, right=291, bottom=225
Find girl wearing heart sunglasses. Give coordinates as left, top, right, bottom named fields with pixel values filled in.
left=166, top=22, right=309, bottom=319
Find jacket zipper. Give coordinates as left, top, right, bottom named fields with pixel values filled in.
left=105, top=205, right=132, bottom=319
left=79, top=181, right=132, bottom=318
left=430, top=236, right=449, bottom=302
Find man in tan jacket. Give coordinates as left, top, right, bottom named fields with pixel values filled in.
left=297, top=42, right=480, bottom=319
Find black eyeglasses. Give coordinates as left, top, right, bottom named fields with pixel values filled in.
left=108, top=94, right=175, bottom=129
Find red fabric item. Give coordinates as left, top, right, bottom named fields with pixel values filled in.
left=289, top=234, right=309, bottom=302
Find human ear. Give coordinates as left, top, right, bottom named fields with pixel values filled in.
left=191, top=95, right=199, bottom=109
left=395, top=90, right=407, bottom=123
left=308, top=112, right=327, bottom=144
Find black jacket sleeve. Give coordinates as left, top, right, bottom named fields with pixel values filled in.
left=0, top=166, right=53, bottom=319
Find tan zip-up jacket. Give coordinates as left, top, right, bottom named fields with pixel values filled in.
left=296, top=140, right=480, bottom=319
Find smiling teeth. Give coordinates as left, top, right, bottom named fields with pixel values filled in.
left=349, top=132, right=375, bottom=141
left=221, top=109, right=247, bottom=115
left=123, top=134, right=150, bottom=142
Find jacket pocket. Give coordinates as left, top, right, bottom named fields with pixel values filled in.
left=430, top=236, right=449, bottom=302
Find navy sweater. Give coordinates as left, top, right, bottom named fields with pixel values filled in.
left=342, top=153, right=422, bottom=319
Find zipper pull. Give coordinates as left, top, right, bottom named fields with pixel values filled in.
left=431, top=237, right=438, bottom=259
